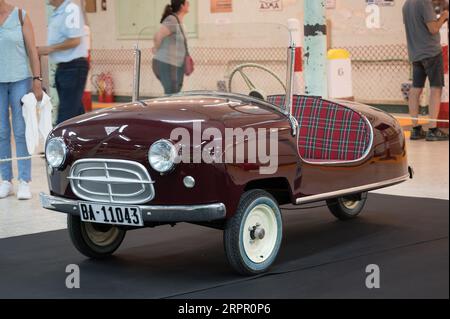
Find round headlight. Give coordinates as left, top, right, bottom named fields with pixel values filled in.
left=46, top=138, right=67, bottom=168
left=148, top=139, right=177, bottom=173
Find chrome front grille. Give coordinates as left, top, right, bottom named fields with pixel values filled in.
left=69, top=159, right=155, bottom=204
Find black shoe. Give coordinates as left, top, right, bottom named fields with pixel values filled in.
left=411, top=125, right=426, bottom=140
left=426, top=128, right=449, bottom=141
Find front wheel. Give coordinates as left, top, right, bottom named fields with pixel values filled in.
left=68, top=215, right=126, bottom=259
left=224, top=190, right=283, bottom=276
left=326, top=192, right=368, bottom=221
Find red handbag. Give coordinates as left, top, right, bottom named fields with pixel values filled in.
left=184, top=55, right=194, bottom=76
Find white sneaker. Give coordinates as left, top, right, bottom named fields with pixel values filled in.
left=0, top=181, right=14, bottom=199
left=17, top=181, right=32, bottom=200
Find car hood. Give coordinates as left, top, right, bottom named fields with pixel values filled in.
left=50, top=95, right=287, bottom=159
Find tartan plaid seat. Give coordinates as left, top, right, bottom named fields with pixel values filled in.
left=267, top=95, right=371, bottom=162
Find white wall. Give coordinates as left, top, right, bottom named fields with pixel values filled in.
left=329, top=0, right=407, bottom=47
left=87, top=0, right=304, bottom=49
left=7, top=0, right=409, bottom=52
left=86, top=0, right=407, bottom=49
left=198, top=0, right=304, bottom=25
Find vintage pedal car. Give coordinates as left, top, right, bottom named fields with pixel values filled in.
left=40, top=24, right=412, bottom=275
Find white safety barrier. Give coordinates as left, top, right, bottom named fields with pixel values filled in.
left=394, top=116, right=450, bottom=123
left=0, top=155, right=45, bottom=163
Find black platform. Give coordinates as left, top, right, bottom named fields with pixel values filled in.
left=0, top=194, right=448, bottom=299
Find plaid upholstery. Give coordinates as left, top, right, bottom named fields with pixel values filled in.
left=267, top=95, right=286, bottom=109
left=268, top=95, right=371, bottom=162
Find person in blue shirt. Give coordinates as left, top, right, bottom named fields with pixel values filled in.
left=0, top=0, right=43, bottom=200
left=38, top=0, right=89, bottom=125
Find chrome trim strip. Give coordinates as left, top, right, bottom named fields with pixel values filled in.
left=289, top=114, right=299, bottom=137
left=132, top=45, right=141, bottom=102
left=285, top=45, right=296, bottom=114
left=168, top=91, right=290, bottom=117
left=69, top=165, right=154, bottom=183
left=40, top=193, right=227, bottom=223
left=297, top=113, right=375, bottom=166
left=69, top=159, right=155, bottom=204
left=296, top=174, right=410, bottom=205
left=67, top=176, right=155, bottom=185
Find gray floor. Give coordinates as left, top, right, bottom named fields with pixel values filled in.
left=0, top=194, right=447, bottom=299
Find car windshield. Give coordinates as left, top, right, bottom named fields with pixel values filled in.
left=134, top=22, right=292, bottom=103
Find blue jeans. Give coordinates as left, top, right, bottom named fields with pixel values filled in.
left=55, top=58, right=89, bottom=124
left=154, top=60, right=185, bottom=94
left=0, top=78, right=32, bottom=182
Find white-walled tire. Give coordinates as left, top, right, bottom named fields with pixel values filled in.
left=224, top=190, right=283, bottom=275
left=326, top=192, right=368, bottom=221
left=68, top=215, right=126, bottom=259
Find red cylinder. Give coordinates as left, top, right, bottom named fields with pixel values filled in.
left=105, top=93, right=114, bottom=103
left=82, top=91, right=92, bottom=112
left=438, top=29, right=449, bottom=129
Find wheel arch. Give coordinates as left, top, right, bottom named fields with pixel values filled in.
left=244, top=177, right=293, bottom=206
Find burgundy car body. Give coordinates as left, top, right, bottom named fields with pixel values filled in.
left=43, top=92, right=410, bottom=223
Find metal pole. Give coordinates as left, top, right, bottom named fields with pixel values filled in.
left=45, top=3, right=59, bottom=123
left=132, top=44, right=141, bottom=102
left=287, top=18, right=304, bottom=95
left=285, top=45, right=296, bottom=115
left=286, top=18, right=302, bottom=115
left=304, top=0, right=328, bottom=98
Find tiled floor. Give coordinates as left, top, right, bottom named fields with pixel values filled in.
left=372, top=138, right=449, bottom=200
left=0, top=154, right=67, bottom=240
left=0, top=116, right=448, bottom=239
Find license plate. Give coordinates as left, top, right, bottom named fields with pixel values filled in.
left=79, top=203, right=144, bottom=227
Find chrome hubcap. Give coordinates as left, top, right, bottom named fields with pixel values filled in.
left=249, top=223, right=266, bottom=240
left=84, top=223, right=120, bottom=247
left=243, top=204, right=278, bottom=264
left=341, top=198, right=359, bottom=210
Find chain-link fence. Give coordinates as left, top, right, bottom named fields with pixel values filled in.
left=91, top=47, right=289, bottom=98
left=343, top=44, right=410, bottom=104
left=90, top=44, right=410, bottom=105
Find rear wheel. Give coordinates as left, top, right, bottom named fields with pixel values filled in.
left=326, top=192, right=368, bottom=221
left=68, top=215, right=126, bottom=258
left=224, top=190, right=283, bottom=275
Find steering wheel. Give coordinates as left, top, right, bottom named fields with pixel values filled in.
left=228, top=63, right=287, bottom=100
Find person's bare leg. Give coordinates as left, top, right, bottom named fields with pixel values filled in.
left=428, top=87, right=442, bottom=129
left=409, top=87, right=423, bottom=127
